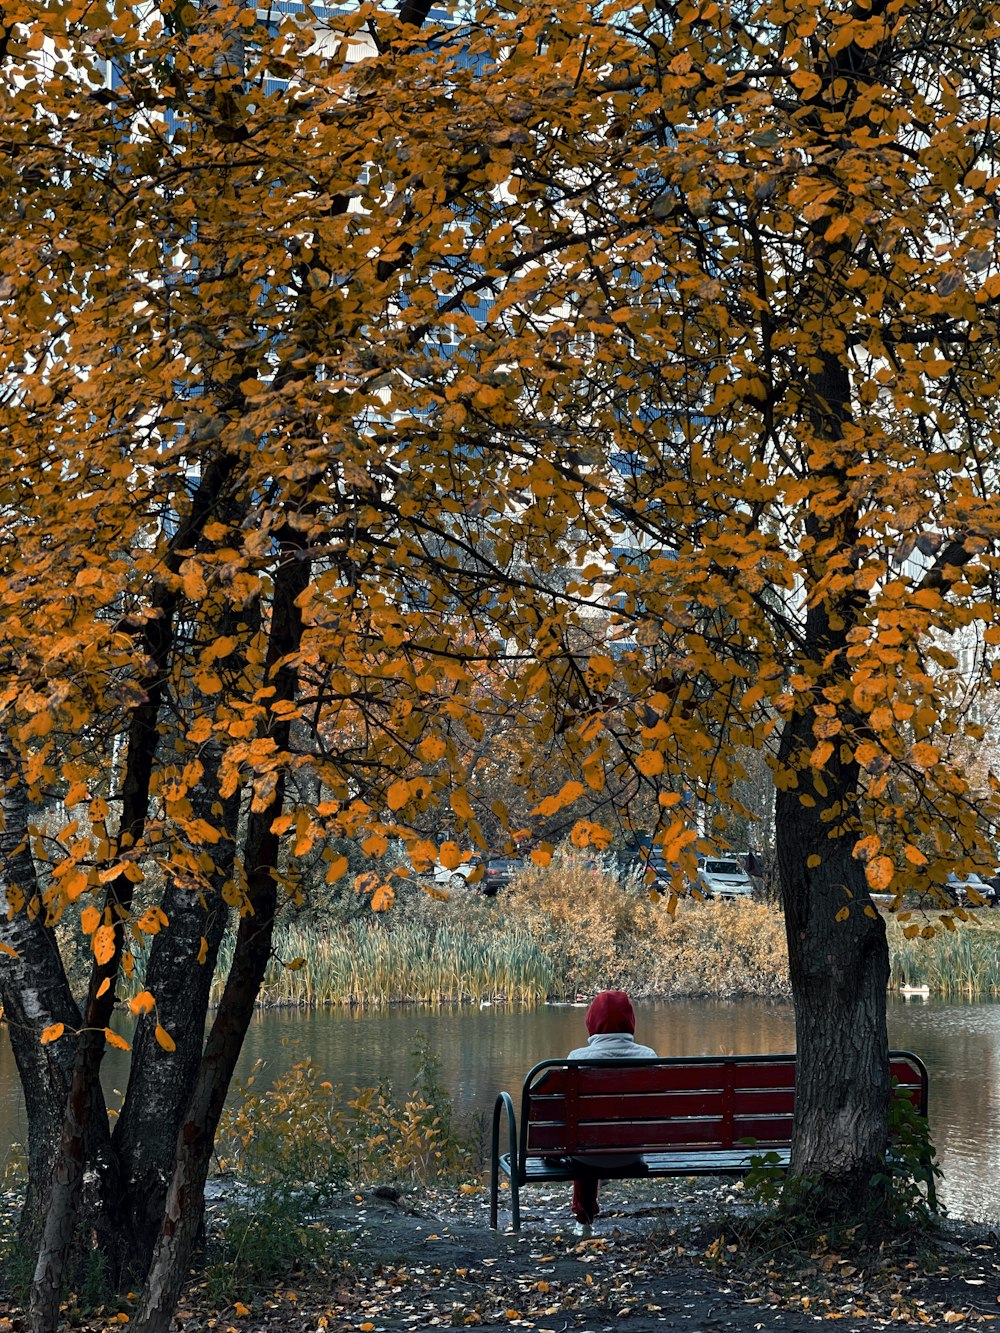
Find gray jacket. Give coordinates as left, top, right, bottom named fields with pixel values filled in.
left=567, top=1031, right=658, bottom=1060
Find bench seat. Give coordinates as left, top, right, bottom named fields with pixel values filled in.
left=507, top=1145, right=791, bottom=1183
left=489, top=1051, right=930, bottom=1230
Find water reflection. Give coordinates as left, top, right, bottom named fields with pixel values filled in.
left=1, top=996, right=997, bottom=1223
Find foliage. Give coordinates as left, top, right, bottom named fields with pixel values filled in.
left=225, top=869, right=790, bottom=1004
left=872, top=1084, right=942, bottom=1227
left=216, top=1048, right=475, bottom=1191
left=7, top=0, right=1000, bottom=1317
left=208, top=1046, right=476, bottom=1303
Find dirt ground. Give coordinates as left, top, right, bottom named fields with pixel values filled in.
left=2, top=1179, right=997, bottom=1332
left=199, top=1179, right=1000, bottom=1333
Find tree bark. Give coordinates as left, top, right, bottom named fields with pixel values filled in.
left=132, top=535, right=310, bottom=1333
left=108, top=744, right=240, bottom=1282
left=776, top=351, right=891, bottom=1216
left=776, top=711, right=890, bottom=1212
left=0, top=731, right=115, bottom=1261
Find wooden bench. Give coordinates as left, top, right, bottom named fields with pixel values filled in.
left=490, top=1050, right=931, bottom=1230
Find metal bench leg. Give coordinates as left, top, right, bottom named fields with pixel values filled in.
left=491, top=1092, right=518, bottom=1230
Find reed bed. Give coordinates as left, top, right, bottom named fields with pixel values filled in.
left=888, top=914, right=1000, bottom=998
left=210, top=916, right=554, bottom=1008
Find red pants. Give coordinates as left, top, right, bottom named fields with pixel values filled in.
left=571, top=1171, right=600, bottom=1224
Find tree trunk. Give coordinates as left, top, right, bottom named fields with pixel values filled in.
left=107, top=791, right=237, bottom=1280
left=0, top=733, right=115, bottom=1261
left=776, top=707, right=890, bottom=1214
left=132, top=537, right=310, bottom=1333
left=775, top=349, right=891, bottom=1217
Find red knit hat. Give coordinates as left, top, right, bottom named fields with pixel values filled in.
left=585, top=990, right=636, bottom=1035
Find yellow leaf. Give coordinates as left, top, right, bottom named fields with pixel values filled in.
left=197, top=936, right=208, bottom=965
left=234, top=1303, right=250, bottom=1318
left=854, top=741, right=881, bottom=767
left=451, top=789, right=474, bottom=820
left=835, top=907, right=850, bottom=923
left=910, top=742, right=939, bottom=768
left=354, top=870, right=381, bottom=896
left=810, top=739, right=834, bottom=769
left=326, top=854, right=350, bottom=884
left=866, top=856, right=894, bottom=890
left=104, top=1028, right=131, bottom=1051
left=97, top=977, right=110, bottom=998
left=419, top=736, right=447, bottom=762
left=93, top=924, right=116, bottom=966
left=0, top=940, right=17, bottom=958
left=854, top=834, right=881, bottom=860
left=154, top=1024, right=176, bottom=1053
left=136, top=907, right=167, bottom=935
left=790, top=68, right=821, bottom=98
left=129, top=990, right=156, bottom=1016
left=40, top=1022, right=64, bottom=1045
left=371, top=884, right=395, bottom=912
left=438, top=840, right=461, bottom=870
left=386, top=779, right=411, bottom=811
left=636, top=750, right=664, bottom=777
left=532, top=780, right=587, bottom=817
left=285, top=957, right=305, bottom=970
left=81, top=905, right=101, bottom=934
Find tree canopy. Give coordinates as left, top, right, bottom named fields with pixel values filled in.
left=3, top=0, right=1000, bottom=1327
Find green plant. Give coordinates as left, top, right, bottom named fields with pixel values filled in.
left=870, top=1084, right=942, bottom=1226
left=744, top=1087, right=941, bottom=1234
left=743, top=1149, right=786, bottom=1206
left=203, top=1198, right=335, bottom=1307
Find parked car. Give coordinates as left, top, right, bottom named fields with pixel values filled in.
left=619, top=839, right=673, bottom=886
left=944, top=872, right=998, bottom=908
left=696, top=856, right=754, bottom=900
left=432, top=856, right=482, bottom=891
left=483, top=856, right=524, bottom=895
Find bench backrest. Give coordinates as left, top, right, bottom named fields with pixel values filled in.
left=521, top=1051, right=928, bottom=1162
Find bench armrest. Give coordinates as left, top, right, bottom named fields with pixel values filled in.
left=490, top=1091, right=518, bottom=1229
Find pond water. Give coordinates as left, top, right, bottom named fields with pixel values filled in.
left=1, top=995, right=997, bottom=1223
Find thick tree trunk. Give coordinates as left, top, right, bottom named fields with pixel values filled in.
left=774, top=349, right=891, bottom=1217
left=132, top=539, right=310, bottom=1333
left=776, top=707, right=890, bottom=1214
left=108, top=741, right=240, bottom=1282
left=0, top=734, right=114, bottom=1260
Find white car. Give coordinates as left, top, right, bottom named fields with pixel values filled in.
left=696, top=857, right=754, bottom=899
left=944, top=872, right=998, bottom=907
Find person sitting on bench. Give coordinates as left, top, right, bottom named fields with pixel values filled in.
left=565, top=990, right=657, bottom=1235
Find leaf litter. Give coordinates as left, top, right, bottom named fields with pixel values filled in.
left=1, top=1179, right=997, bottom=1331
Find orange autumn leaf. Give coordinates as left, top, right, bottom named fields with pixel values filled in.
left=129, top=990, right=156, bottom=1016
left=93, top=925, right=116, bottom=967
left=865, top=857, right=895, bottom=892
